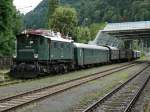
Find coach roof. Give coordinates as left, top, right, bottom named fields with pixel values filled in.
left=44, top=35, right=73, bottom=43
left=74, top=43, right=109, bottom=50
left=106, top=46, right=119, bottom=50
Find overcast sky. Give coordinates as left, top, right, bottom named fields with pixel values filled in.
left=13, top=0, right=43, bottom=14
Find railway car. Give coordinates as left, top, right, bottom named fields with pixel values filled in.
left=73, top=43, right=109, bottom=67
left=136, top=51, right=141, bottom=58
left=11, top=30, right=74, bottom=78
left=133, top=50, right=141, bottom=59
left=119, top=49, right=127, bottom=61
left=105, top=46, right=120, bottom=62
left=133, top=50, right=137, bottom=59
left=109, top=46, right=119, bottom=62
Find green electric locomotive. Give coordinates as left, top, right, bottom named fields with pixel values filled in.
left=11, top=30, right=74, bottom=78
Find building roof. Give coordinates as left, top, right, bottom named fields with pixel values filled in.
left=102, top=21, right=150, bottom=40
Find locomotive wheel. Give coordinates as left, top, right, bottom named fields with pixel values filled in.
left=62, top=64, right=68, bottom=73
left=54, top=66, right=60, bottom=74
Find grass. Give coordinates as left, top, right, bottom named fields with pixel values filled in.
left=139, top=56, right=150, bottom=61
left=144, top=102, right=150, bottom=112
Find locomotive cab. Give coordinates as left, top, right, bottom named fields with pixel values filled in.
left=11, top=31, right=51, bottom=78
left=16, top=34, right=39, bottom=61
left=15, top=34, right=50, bottom=62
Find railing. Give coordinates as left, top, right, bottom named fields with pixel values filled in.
left=0, top=57, right=12, bottom=69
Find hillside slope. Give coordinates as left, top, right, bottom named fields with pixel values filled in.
left=24, top=0, right=150, bottom=29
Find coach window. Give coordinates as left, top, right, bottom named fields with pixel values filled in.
left=60, top=43, right=64, bottom=48
left=57, top=43, right=60, bottom=48
left=54, top=42, right=57, bottom=48
left=64, top=43, right=67, bottom=49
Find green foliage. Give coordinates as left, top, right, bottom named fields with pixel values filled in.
left=72, top=0, right=150, bottom=24
left=89, top=23, right=106, bottom=39
left=48, top=0, right=59, bottom=28
left=0, top=0, right=23, bottom=56
left=51, top=6, right=78, bottom=37
left=73, top=27, right=91, bottom=43
left=24, top=0, right=150, bottom=27
left=13, top=11, right=24, bottom=35
left=48, top=0, right=59, bottom=15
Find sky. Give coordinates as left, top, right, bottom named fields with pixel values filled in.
left=13, top=0, right=43, bottom=14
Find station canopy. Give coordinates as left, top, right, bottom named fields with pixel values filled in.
left=102, top=21, right=150, bottom=40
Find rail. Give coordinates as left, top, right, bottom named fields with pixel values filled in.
left=0, top=63, right=137, bottom=112
left=82, top=64, right=150, bottom=112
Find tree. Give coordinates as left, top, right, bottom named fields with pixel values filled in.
left=24, top=0, right=150, bottom=29
left=48, top=0, right=59, bottom=15
left=51, top=6, right=78, bottom=38
left=13, top=11, right=24, bottom=35
left=0, top=0, right=23, bottom=56
left=73, top=27, right=91, bottom=43
left=89, top=23, right=106, bottom=40
left=48, top=0, right=59, bottom=28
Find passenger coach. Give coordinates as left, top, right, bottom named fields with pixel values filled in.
left=73, top=43, right=109, bottom=67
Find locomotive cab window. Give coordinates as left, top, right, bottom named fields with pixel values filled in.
left=40, top=38, right=44, bottom=45
left=48, top=39, right=51, bottom=45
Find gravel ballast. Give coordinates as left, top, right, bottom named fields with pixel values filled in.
left=0, top=62, right=131, bottom=99
left=14, top=63, right=145, bottom=112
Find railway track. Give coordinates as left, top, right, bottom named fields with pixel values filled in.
left=130, top=69, right=150, bottom=112
left=82, top=64, right=150, bottom=112
left=0, top=79, right=24, bottom=87
left=0, top=62, right=134, bottom=88
left=0, top=62, right=140, bottom=112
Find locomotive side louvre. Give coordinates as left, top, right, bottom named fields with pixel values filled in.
left=49, top=39, right=74, bottom=62
left=47, top=37, right=75, bottom=73
left=38, top=36, right=50, bottom=61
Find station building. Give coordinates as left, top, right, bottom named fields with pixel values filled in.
left=90, top=21, right=150, bottom=55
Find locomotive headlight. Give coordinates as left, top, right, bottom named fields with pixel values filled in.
left=13, top=54, right=17, bottom=59
left=34, top=54, right=38, bottom=59
left=13, top=55, right=17, bottom=59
